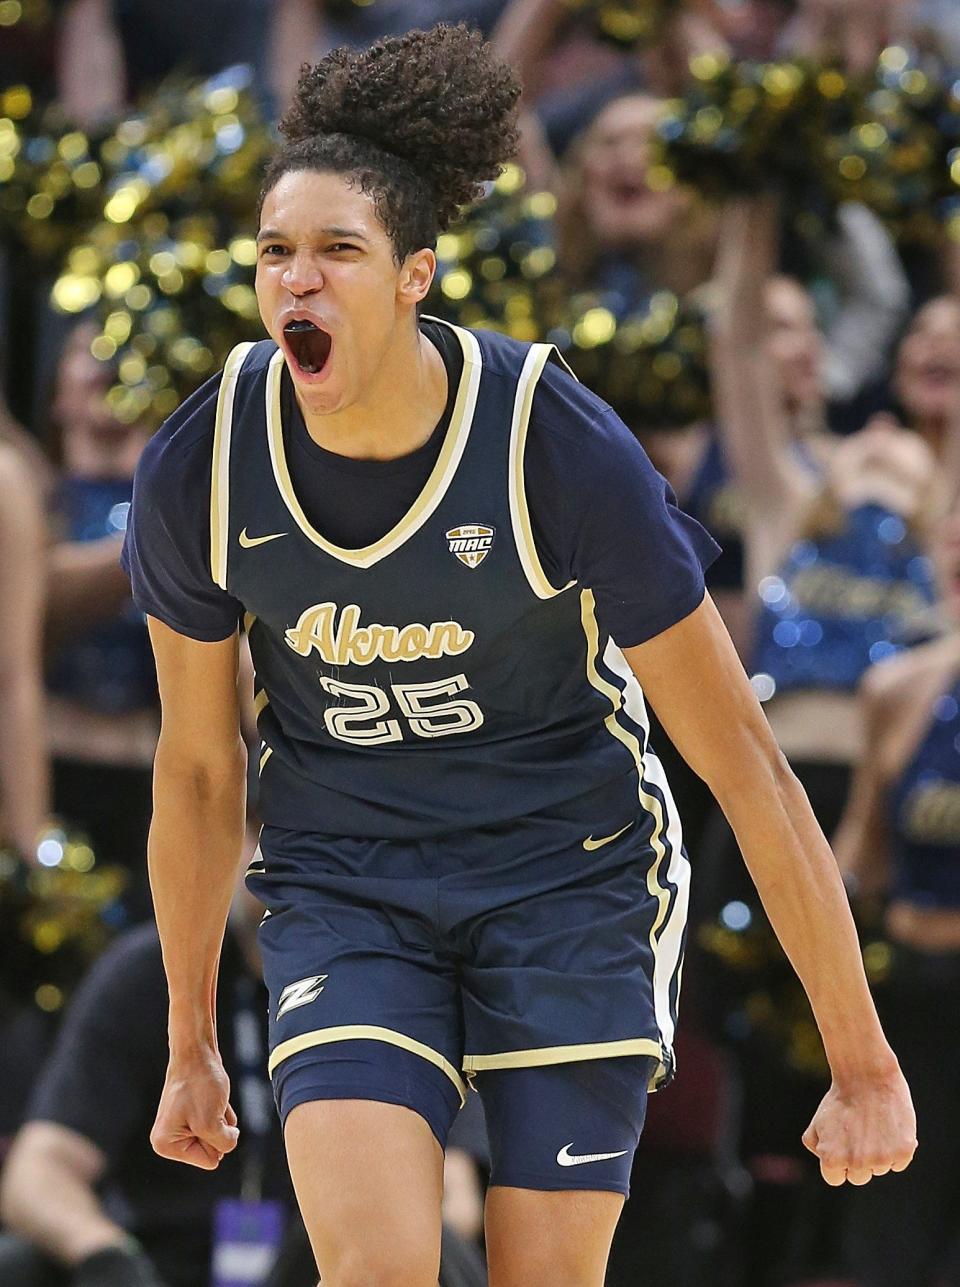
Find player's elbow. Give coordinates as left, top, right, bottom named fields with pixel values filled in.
left=706, top=720, right=797, bottom=815
left=153, top=733, right=247, bottom=802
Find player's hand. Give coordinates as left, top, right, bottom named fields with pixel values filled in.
left=802, top=1063, right=917, bottom=1186
left=150, top=1050, right=239, bottom=1170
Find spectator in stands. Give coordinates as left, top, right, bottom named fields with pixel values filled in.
left=271, top=1, right=512, bottom=113
left=56, top=0, right=272, bottom=128
left=41, top=323, right=156, bottom=918
left=698, top=192, right=953, bottom=1284
left=834, top=504, right=960, bottom=1287
left=893, top=295, right=960, bottom=463
left=703, top=193, right=950, bottom=912
left=0, top=852, right=293, bottom=1287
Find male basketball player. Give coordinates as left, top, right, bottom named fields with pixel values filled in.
left=123, top=25, right=916, bottom=1287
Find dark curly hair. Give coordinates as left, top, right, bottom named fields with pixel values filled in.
left=261, top=24, right=521, bottom=263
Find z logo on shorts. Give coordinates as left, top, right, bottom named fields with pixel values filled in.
left=277, top=975, right=328, bottom=1020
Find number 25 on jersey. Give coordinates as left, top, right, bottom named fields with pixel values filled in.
left=318, top=674, right=484, bottom=745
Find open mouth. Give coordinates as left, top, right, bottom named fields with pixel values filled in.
left=283, top=319, right=332, bottom=378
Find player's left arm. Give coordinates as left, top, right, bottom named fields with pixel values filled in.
left=623, top=592, right=917, bottom=1187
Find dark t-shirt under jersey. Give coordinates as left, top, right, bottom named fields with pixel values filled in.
left=121, top=321, right=719, bottom=648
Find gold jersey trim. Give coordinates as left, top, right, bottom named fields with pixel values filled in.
left=264, top=326, right=482, bottom=567
left=268, top=1024, right=467, bottom=1105
left=579, top=589, right=690, bottom=1087
left=463, top=1037, right=663, bottom=1086
left=210, top=342, right=256, bottom=590
left=508, top=344, right=577, bottom=599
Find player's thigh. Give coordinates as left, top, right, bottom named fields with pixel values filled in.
left=476, top=1057, right=655, bottom=1287
left=284, top=1098, right=444, bottom=1286
left=484, top=1187, right=624, bottom=1287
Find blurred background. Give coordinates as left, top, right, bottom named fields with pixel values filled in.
left=2, top=1, right=960, bottom=1284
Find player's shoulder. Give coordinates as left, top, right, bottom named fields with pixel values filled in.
left=137, top=339, right=276, bottom=486
left=461, top=323, right=631, bottom=449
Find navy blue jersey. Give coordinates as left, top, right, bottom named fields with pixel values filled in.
left=124, top=321, right=717, bottom=839
left=751, top=503, right=936, bottom=698
left=890, top=678, right=960, bottom=909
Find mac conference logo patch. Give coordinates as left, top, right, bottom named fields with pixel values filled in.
left=446, top=524, right=495, bottom=569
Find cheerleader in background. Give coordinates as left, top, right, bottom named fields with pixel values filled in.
left=42, top=322, right=157, bottom=919
left=536, top=83, right=909, bottom=658
left=834, top=507, right=960, bottom=1287
left=698, top=192, right=956, bottom=1285
left=709, top=195, right=956, bottom=819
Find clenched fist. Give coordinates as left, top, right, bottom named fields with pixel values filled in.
left=803, top=1064, right=917, bottom=1186
left=150, top=1050, right=239, bottom=1170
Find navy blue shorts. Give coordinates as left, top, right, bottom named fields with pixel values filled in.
left=247, top=797, right=688, bottom=1194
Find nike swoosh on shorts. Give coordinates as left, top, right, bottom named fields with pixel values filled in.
left=556, top=1143, right=629, bottom=1167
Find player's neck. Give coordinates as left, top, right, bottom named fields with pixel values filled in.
left=296, top=326, right=448, bottom=462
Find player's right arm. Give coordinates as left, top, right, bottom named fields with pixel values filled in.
left=119, top=371, right=246, bottom=1169
left=146, top=618, right=247, bottom=1170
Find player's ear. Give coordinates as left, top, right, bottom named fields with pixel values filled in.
left=397, top=248, right=436, bottom=307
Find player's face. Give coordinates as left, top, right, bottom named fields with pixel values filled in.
left=895, top=297, right=960, bottom=429
left=256, top=170, right=430, bottom=417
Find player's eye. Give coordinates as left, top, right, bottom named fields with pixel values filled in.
left=328, top=243, right=361, bottom=254
left=259, top=243, right=287, bottom=257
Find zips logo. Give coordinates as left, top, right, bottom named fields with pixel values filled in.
left=276, top=975, right=328, bottom=1020
left=446, top=524, right=495, bottom=569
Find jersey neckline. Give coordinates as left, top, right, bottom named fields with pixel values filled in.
left=263, top=321, right=482, bottom=568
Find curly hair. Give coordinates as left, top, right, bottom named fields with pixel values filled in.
left=261, top=24, right=521, bottom=262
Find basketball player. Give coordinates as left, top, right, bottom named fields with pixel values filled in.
left=123, top=26, right=916, bottom=1287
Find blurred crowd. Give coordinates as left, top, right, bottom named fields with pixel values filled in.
left=2, top=1, right=960, bottom=1284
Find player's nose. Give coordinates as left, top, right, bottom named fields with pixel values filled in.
left=281, top=252, right=324, bottom=296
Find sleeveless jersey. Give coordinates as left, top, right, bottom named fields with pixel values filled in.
left=212, top=323, right=683, bottom=848
left=889, top=678, right=960, bottom=909
left=751, top=503, right=936, bottom=698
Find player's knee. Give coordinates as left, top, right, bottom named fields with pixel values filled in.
left=323, top=1243, right=440, bottom=1287
left=489, top=1261, right=599, bottom=1287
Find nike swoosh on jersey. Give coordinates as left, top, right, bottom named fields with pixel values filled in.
left=582, top=822, right=634, bottom=852
left=239, top=527, right=288, bottom=549
left=556, top=1143, right=629, bottom=1167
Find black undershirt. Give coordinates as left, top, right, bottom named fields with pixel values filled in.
left=284, top=320, right=464, bottom=550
